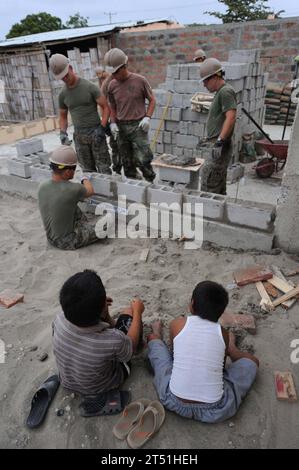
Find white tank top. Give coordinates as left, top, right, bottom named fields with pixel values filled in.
left=169, top=315, right=225, bottom=403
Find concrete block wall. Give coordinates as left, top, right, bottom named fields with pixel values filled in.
left=0, top=167, right=276, bottom=251
left=149, top=49, right=268, bottom=164
left=116, top=17, right=299, bottom=89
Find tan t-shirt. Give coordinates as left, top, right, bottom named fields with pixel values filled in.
left=108, top=72, right=153, bottom=121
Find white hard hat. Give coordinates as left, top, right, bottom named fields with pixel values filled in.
left=50, top=146, right=77, bottom=167
left=199, top=58, right=223, bottom=83
left=193, top=49, right=206, bottom=61
left=49, top=54, right=70, bottom=80
left=104, top=48, right=128, bottom=73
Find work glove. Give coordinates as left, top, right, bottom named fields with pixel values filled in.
left=138, top=116, right=151, bottom=132
left=212, top=138, right=225, bottom=160
left=110, top=123, right=119, bottom=140
left=60, top=130, right=72, bottom=146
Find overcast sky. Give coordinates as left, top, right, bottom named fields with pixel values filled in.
left=0, top=0, right=298, bottom=40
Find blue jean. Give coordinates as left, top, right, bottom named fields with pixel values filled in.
left=147, top=339, right=258, bottom=423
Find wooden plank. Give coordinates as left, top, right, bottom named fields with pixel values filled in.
left=271, top=265, right=296, bottom=308
left=271, top=285, right=299, bottom=309
left=255, top=281, right=273, bottom=311
left=274, top=371, right=297, bottom=401
left=268, top=274, right=295, bottom=293
left=151, top=156, right=204, bottom=172
left=139, top=248, right=149, bottom=262
left=284, top=269, right=299, bottom=277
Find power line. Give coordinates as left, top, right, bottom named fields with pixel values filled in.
left=104, top=12, right=117, bottom=24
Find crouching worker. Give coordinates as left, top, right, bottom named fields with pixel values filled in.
left=147, top=281, right=259, bottom=423
left=38, top=145, right=100, bottom=250
left=53, top=269, right=144, bottom=395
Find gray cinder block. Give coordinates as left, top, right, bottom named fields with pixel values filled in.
left=90, top=173, right=114, bottom=198
left=147, top=184, right=183, bottom=208
left=226, top=199, right=276, bottom=231
left=184, top=190, right=225, bottom=220
left=117, top=179, right=150, bottom=204
left=30, top=164, right=51, bottom=182
left=7, top=158, right=32, bottom=178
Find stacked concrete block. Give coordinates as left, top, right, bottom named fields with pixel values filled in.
left=117, top=179, right=151, bottom=204
left=147, top=184, right=183, bottom=208
left=151, top=49, right=268, bottom=164
left=7, top=157, right=32, bottom=178
left=35, top=151, right=50, bottom=165
left=30, top=164, right=51, bottom=182
left=90, top=173, right=116, bottom=198
left=16, top=138, right=43, bottom=157
left=184, top=190, right=225, bottom=221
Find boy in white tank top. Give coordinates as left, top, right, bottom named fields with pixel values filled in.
left=147, top=281, right=259, bottom=423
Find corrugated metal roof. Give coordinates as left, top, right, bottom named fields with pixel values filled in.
left=0, top=19, right=170, bottom=48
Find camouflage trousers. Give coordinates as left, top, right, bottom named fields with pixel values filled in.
left=200, top=139, right=232, bottom=195
left=109, top=134, right=122, bottom=174
left=118, top=120, right=156, bottom=182
left=49, top=208, right=100, bottom=250
left=73, top=126, right=112, bottom=174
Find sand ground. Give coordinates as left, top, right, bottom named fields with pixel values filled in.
left=1, top=189, right=299, bottom=449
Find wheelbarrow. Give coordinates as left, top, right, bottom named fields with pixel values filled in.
left=241, top=107, right=289, bottom=178
left=254, top=140, right=288, bottom=178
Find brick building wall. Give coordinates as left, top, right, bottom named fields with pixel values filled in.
left=116, top=17, right=299, bottom=88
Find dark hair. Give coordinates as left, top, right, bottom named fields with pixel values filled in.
left=191, top=281, right=228, bottom=322
left=59, top=270, right=106, bottom=327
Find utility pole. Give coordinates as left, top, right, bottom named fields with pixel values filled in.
left=104, top=12, right=117, bottom=24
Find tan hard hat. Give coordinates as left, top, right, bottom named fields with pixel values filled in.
left=49, top=54, right=70, bottom=80
left=199, top=58, right=223, bottom=82
left=104, top=48, right=128, bottom=73
left=50, top=146, right=77, bottom=167
left=193, top=49, right=206, bottom=61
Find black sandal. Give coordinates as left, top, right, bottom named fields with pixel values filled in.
left=79, top=390, right=131, bottom=417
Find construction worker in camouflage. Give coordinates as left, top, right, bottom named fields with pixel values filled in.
left=104, top=48, right=156, bottom=182
left=49, top=54, right=111, bottom=174
left=96, top=66, right=122, bottom=174
left=193, top=49, right=206, bottom=63
left=199, top=58, right=237, bottom=195
left=38, top=146, right=101, bottom=250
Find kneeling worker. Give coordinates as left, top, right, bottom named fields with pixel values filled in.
left=38, top=146, right=100, bottom=250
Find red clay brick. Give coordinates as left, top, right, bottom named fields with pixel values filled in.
left=219, top=311, right=256, bottom=334
left=0, top=289, right=24, bottom=308
left=234, top=265, right=273, bottom=287
left=274, top=371, right=297, bottom=401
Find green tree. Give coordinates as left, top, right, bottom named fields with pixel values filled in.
left=205, top=0, right=274, bottom=23
left=65, top=12, right=89, bottom=28
left=6, top=12, right=64, bottom=38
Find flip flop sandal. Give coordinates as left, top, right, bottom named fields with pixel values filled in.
left=112, top=398, right=151, bottom=440
left=79, top=389, right=131, bottom=417
left=26, top=375, right=60, bottom=429
left=127, top=400, right=165, bottom=449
